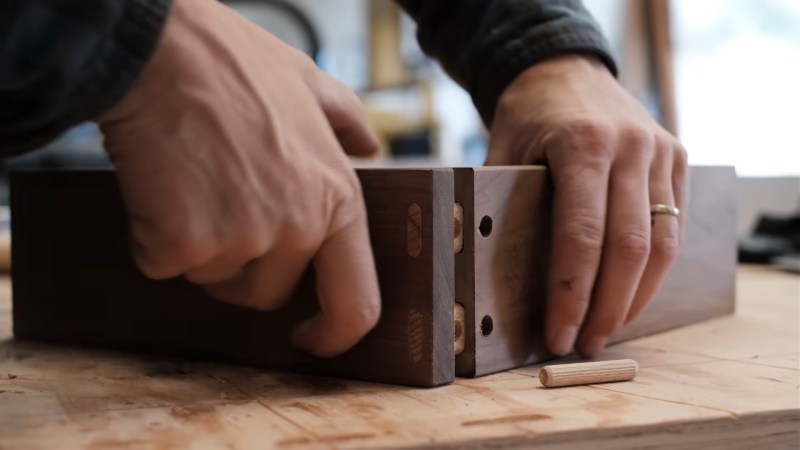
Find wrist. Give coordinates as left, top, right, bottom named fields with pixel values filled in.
left=520, top=54, right=614, bottom=86
left=97, top=0, right=192, bottom=126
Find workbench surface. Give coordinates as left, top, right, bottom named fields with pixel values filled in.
left=1, top=265, right=798, bottom=449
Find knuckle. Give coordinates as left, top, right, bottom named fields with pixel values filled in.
left=549, top=119, right=614, bottom=157
left=620, top=125, right=654, bottom=150
left=135, top=257, right=173, bottom=280
left=282, top=215, right=325, bottom=254
left=674, top=143, right=689, bottom=168
left=561, top=297, right=591, bottom=327
left=614, top=231, right=651, bottom=263
left=563, top=217, right=605, bottom=255
left=168, top=234, right=214, bottom=271
left=327, top=173, right=366, bottom=229
left=133, top=229, right=214, bottom=279
left=593, top=315, right=625, bottom=337
left=316, top=71, right=360, bottom=110
left=216, top=284, right=289, bottom=312
left=348, top=298, right=382, bottom=332
left=566, top=119, right=614, bottom=143
left=247, top=295, right=289, bottom=312
left=235, top=232, right=272, bottom=261
left=184, top=272, right=215, bottom=285
left=291, top=48, right=317, bottom=72
left=339, top=85, right=363, bottom=111
left=652, top=234, right=680, bottom=263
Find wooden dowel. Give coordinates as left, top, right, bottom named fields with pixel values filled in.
left=454, top=303, right=465, bottom=355
left=539, top=359, right=639, bottom=388
left=453, top=202, right=463, bottom=254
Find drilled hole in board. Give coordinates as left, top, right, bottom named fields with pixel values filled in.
left=480, top=315, right=494, bottom=337
left=479, top=215, right=493, bottom=237
left=407, top=203, right=422, bottom=257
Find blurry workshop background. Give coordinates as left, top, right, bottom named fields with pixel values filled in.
left=0, top=0, right=798, bottom=272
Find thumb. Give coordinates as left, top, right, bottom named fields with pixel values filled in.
left=291, top=212, right=382, bottom=357
left=315, top=75, right=381, bottom=157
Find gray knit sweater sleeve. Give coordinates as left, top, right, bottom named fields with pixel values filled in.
left=396, top=0, right=617, bottom=126
left=0, top=0, right=171, bottom=157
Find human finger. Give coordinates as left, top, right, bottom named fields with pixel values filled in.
left=544, top=131, right=612, bottom=356
left=184, top=254, right=249, bottom=285
left=315, top=74, right=380, bottom=157
left=625, top=140, right=684, bottom=323
left=291, top=211, right=381, bottom=357
left=203, top=246, right=313, bottom=311
left=575, top=131, right=653, bottom=357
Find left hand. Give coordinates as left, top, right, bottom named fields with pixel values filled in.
left=486, top=55, right=688, bottom=358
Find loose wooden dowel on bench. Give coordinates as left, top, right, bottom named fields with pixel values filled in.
left=539, top=359, right=639, bottom=388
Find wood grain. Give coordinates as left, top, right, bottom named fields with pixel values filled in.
left=455, top=167, right=552, bottom=377
left=1, top=266, right=797, bottom=449
left=613, top=166, right=738, bottom=343
left=9, top=168, right=455, bottom=387
left=9, top=165, right=737, bottom=386
left=457, top=166, right=736, bottom=376
left=453, top=167, right=477, bottom=376
left=539, top=359, right=639, bottom=388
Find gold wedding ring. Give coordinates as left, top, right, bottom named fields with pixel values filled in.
left=650, top=204, right=680, bottom=217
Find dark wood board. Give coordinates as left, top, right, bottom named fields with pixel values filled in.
left=10, top=168, right=455, bottom=388
left=612, top=166, right=737, bottom=342
left=453, top=168, right=476, bottom=375
left=454, top=167, right=552, bottom=377
left=9, top=165, right=736, bottom=385
left=456, top=166, right=737, bottom=376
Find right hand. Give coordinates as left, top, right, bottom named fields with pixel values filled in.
left=96, top=0, right=382, bottom=357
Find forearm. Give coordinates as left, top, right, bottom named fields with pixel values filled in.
left=0, top=0, right=170, bottom=158
left=396, top=0, right=617, bottom=126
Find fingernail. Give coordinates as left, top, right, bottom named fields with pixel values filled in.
left=583, top=335, right=609, bottom=358
left=551, top=325, right=579, bottom=356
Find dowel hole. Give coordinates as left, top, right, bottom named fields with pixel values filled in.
left=480, top=315, right=494, bottom=337
left=479, top=215, right=493, bottom=237
left=407, top=203, right=422, bottom=257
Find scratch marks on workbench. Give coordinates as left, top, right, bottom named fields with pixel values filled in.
left=587, top=385, right=742, bottom=420
left=268, top=374, right=350, bottom=397
left=461, top=413, right=551, bottom=427
left=276, top=432, right=377, bottom=448
left=168, top=403, right=225, bottom=436
left=145, top=363, right=192, bottom=378
left=169, top=403, right=216, bottom=420
left=0, top=349, right=33, bottom=362
left=285, top=401, right=327, bottom=418
left=454, top=380, right=533, bottom=411
left=755, top=376, right=786, bottom=383
left=86, top=437, right=178, bottom=450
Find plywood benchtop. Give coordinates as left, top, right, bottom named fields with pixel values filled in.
left=1, top=265, right=798, bottom=449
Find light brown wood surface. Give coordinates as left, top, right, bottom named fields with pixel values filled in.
left=2, top=265, right=798, bottom=449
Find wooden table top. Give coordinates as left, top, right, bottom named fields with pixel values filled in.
left=1, top=265, right=798, bottom=449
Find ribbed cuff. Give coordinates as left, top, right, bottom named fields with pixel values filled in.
left=78, top=0, right=172, bottom=123
left=0, top=0, right=172, bottom=157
